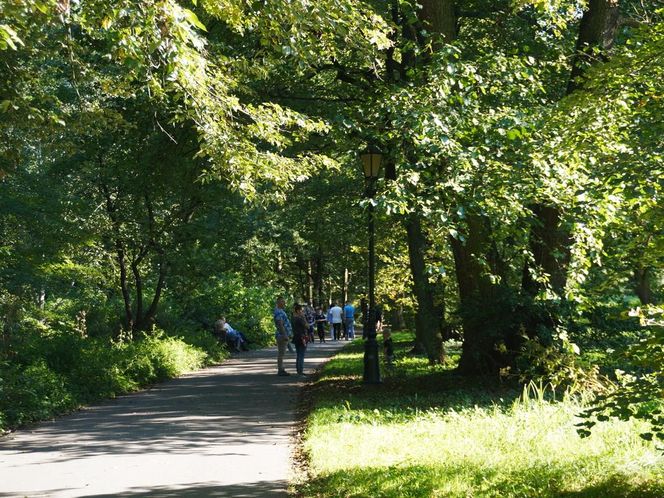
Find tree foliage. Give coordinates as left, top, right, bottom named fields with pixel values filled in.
left=0, top=0, right=662, bottom=435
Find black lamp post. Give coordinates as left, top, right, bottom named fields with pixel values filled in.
left=361, top=146, right=382, bottom=384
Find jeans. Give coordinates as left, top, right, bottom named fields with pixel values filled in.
left=295, top=342, right=306, bottom=374
left=344, top=319, right=354, bottom=339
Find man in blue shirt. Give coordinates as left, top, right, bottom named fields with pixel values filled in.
left=273, top=296, right=292, bottom=376
left=343, top=301, right=356, bottom=340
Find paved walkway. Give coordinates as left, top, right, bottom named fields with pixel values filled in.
left=0, top=340, right=347, bottom=497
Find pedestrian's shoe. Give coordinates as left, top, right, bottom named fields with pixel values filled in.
left=278, top=370, right=290, bottom=376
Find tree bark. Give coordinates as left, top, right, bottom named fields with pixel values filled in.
left=343, top=267, right=349, bottom=304
left=405, top=213, right=444, bottom=364
left=390, top=303, right=407, bottom=331
left=102, top=182, right=133, bottom=330
left=419, top=0, right=457, bottom=44
left=567, top=0, right=620, bottom=93
left=312, top=249, right=324, bottom=306
left=634, top=267, right=652, bottom=305
left=131, top=256, right=144, bottom=329
left=522, top=204, right=572, bottom=296
left=450, top=214, right=498, bottom=374
left=307, top=259, right=314, bottom=303
left=450, top=213, right=521, bottom=375
left=142, top=256, right=167, bottom=329
left=392, top=0, right=457, bottom=362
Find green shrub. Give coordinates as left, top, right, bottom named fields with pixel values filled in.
left=0, top=360, right=76, bottom=428
left=0, top=324, right=212, bottom=432
left=129, top=332, right=207, bottom=382
left=165, top=323, right=228, bottom=364
left=68, top=339, right=131, bottom=401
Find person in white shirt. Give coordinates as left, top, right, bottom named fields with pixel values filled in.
left=329, top=302, right=343, bottom=341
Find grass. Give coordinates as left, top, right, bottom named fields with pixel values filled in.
left=298, top=332, right=664, bottom=497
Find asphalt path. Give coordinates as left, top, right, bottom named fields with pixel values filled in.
left=0, top=340, right=347, bottom=497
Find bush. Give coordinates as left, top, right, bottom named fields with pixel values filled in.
left=126, top=332, right=207, bottom=382
left=0, top=360, right=76, bottom=428
left=0, top=324, right=212, bottom=433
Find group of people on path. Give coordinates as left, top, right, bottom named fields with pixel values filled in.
left=273, top=296, right=358, bottom=376
left=214, top=295, right=387, bottom=376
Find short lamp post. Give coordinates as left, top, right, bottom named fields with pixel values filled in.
left=361, top=146, right=382, bottom=384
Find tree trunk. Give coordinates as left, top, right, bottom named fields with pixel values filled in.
left=634, top=267, right=652, bottom=305
left=450, top=214, right=518, bottom=375
left=405, top=213, right=444, bottom=364
left=36, top=287, right=46, bottom=309
left=391, top=0, right=456, bottom=361
left=419, top=0, right=457, bottom=43
left=567, top=0, right=620, bottom=93
left=343, top=267, right=349, bottom=303
left=312, top=249, right=324, bottom=306
left=102, top=182, right=133, bottom=330
left=131, top=257, right=144, bottom=330
left=142, top=256, right=167, bottom=330
left=307, top=259, right=314, bottom=303
left=391, top=301, right=407, bottom=331
left=522, top=204, right=572, bottom=296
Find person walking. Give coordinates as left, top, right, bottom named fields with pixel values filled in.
left=315, top=306, right=327, bottom=343
left=343, top=301, right=356, bottom=340
left=326, top=305, right=334, bottom=341
left=329, top=301, right=343, bottom=341
left=292, top=303, right=309, bottom=375
left=273, top=296, right=292, bottom=376
left=304, top=300, right=316, bottom=344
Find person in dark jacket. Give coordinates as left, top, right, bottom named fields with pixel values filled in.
left=315, top=306, right=327, bottom=343
left=292, top=303, right=309, bottom=375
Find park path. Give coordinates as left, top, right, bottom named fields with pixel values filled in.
left=0, top=340, right=347, bottom=497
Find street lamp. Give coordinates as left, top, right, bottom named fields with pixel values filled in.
left=360, top=146, right=382, bottom=384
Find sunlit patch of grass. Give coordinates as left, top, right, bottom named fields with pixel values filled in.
left=299, top=332, right=664, bottom=497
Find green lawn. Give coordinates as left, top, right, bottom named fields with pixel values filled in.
left=297, top=333, right=664, bottom=497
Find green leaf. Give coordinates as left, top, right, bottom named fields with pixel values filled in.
left=183, top=9, right=207, bottom=32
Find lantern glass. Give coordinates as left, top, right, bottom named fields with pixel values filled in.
left=361, top=150, right=382, bottom=179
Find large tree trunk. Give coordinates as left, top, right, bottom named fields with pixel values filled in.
left=393, top=0, right=457, bottom=361
left=450, top=215, right=499, bottom=374
left=522, top=204, right=572, bottom=296
left=405, top=213, right=444, bottom=364
left=451, top=214, right=522, bottom=375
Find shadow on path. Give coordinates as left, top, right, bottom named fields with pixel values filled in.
left=0, top=341, right=346, bottom=497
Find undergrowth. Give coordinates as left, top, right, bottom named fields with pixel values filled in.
left=0, top=327, right=227, bottom=432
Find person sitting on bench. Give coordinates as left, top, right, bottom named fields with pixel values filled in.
left=214, top=316, right=249, bottom=352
